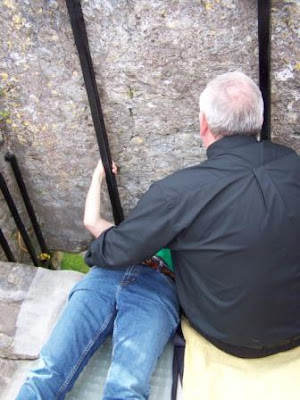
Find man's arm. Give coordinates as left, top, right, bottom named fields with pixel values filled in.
left=83, top=160, right=117, bottom=238
left=84, top=178, right=183, bottom=269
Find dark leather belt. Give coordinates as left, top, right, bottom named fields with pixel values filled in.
left=142, top=256, right=175, bottom=281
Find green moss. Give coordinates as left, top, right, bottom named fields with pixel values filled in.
left=60, top=252, right=89, bottom=274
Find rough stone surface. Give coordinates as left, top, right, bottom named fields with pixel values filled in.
left=0, top=0, right=299, bottom=254
left=0, top=155, right=39, bottom=265
left=0, top=263, right=37, bottom=358
left=0, top=262, right=84, bottom=399
left=0, top=358, right=22, bottom=398
left=271, top=0, right=300, bottom=149
left=0, top=261, right=83, bottom=360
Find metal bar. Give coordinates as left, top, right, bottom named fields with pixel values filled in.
left=258, top=0, right=271, bottom=141
left=5, top=153, right=52, bottom=261
left=0, top=227, right=16, bottom=262
left=0, top=173, right=39, bottom=267
left=65, top=0, right=124, bottom=224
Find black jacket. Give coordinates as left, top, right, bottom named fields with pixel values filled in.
left=85, top=135, right=300, bottom=357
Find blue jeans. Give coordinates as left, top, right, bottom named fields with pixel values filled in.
left=16, top=265, right=179, bottom=400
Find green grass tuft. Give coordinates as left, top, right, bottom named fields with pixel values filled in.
left=60, top=252, right=89, bottom=274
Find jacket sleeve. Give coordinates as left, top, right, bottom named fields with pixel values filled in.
left=84, top=182, right=180, bottom=268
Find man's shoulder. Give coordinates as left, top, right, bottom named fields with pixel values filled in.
left=156, top=160, right=216, bottom=193
left=263, top=140, right=300, bottom=166
left=264, top=140, right=298, bottom=155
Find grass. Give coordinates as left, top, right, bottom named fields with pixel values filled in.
left=60, top=252, right=89, bottom=274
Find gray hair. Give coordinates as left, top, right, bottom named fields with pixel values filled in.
left=199, top=72, right=264, bottom=137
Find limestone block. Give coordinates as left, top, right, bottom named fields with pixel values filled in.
left=271, top=0, right=300, bottom=150
left=0, top=261, right=84, bottom=399
left=0, top=262, right=83, bottom=360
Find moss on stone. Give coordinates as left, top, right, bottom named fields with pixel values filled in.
left=60, top=252, right=89, bottom=274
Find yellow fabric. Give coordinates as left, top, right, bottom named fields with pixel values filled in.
left=182, top=318, right=300, bottom=400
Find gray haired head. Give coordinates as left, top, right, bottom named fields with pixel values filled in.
left=199, top=72, right=264, bottom=137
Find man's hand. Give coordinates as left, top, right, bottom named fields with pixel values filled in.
left=93, top=159, right=118, bottom=183
left=84, top=159, right=117, bottom=237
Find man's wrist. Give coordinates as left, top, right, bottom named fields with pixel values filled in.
left=92, top=173, right=104, bottom=184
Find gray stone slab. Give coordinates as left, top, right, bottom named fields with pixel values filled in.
left=0, top=262, right=83, bottom=359
left=0, top=263, right=37, bottom=359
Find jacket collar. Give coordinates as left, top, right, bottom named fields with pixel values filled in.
left=206, top=135, right=258, bottom=159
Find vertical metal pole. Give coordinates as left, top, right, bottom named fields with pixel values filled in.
left=65, top=0, right=124, bottom=224
left=258, top=0, right=271, bottom=141
left=0, top=173, right=39, bottom=267
left=5, top=153, right=53, bottom=268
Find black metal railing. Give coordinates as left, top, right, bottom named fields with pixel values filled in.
left=0, top=226, right=15, bottom=263
left=258, top=0, right=271, bottom=141
left=65, top=0, right=124, bottom=225
left=0, top=154, right=52, bottom=268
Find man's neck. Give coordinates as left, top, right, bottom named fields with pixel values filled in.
left=203, top=131, right=223, bottom=150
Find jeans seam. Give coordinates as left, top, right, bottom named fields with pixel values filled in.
left=54, top=308, right=116, bottom=400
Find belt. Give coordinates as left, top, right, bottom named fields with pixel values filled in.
left=142, top=256, right=175, bottom=281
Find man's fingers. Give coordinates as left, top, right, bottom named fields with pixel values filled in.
left=112, top=161, right=118, bottom=175
left=95, top=160, right=118, bottom=176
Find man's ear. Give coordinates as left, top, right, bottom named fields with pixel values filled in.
left=199, top=111, right=208, bottom=138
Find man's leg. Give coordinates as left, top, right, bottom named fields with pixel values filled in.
left=103, top=265, right=180, bottom=400
left=16, top=267, right=126, bottom=400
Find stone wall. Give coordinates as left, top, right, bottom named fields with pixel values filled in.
left=0, top=0, right=299, bottom=258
